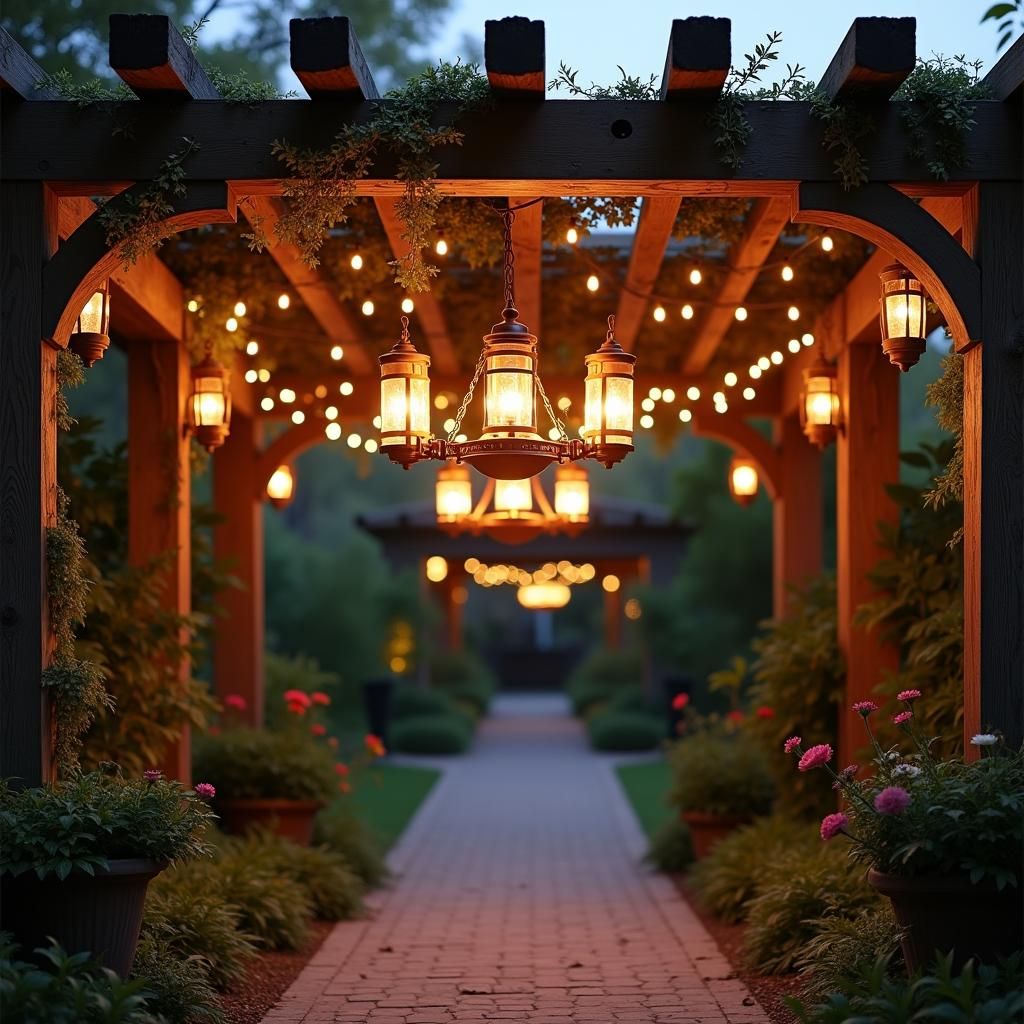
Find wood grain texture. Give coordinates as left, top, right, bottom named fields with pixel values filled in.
left=289, top=17, right=379, bottom=100
left=374, top=196, right=457, bottom=374
left=614, top=196, right=681, bottom=352
left=660, top=17, right=731, bottom=98
left=836, top=342, right=900, bottom=767
left=682, top=196, right=790, bottom=374
left=484, top=17, right=544, bottom=97
left=0, top=26, right=58, bottom=98
left=0, top=183, right=54, bottom=785
left=818, top=17, right=916, bottom=100
left=213, top=412, right=264, bottom=727
left=981, top=33, right=1024, bottom=101
left=127, top=339, right=192, bottom=781
left=509, top=197, right=543, bottom=336
left=109, top=14, right=219, bottom=99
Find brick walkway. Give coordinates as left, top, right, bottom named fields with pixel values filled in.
left=262, top=694, right=768, bottom=1024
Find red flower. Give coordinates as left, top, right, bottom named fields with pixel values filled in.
left=224, top=693, right=247, bottom=711
left=755, top=706, right=775, bottom=719
left=310, top=723, right=327, bottom=737
left=334, top=762, right=350, bottom=777
left=286, top=701, right=307, bottom=716
left=282, top=689, right=311, bottom=708
left=310, top=691, right=331, bottom=706
left=365, top=733, right=386, bottom=757
left=671, top=693, right=690, bottom=711
left=726, top=710, right=744, bottom=723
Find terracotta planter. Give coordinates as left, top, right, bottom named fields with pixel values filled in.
left=0, top=858, right=163, bottom=976
left=868, top=868, right=1024, bottom=973
left=216, top=798, right=324, bottom=845
left=681, top=811, right=749, bottom=859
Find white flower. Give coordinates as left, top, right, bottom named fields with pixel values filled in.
left=884, top=751, right=901, bottom=762
left=971, top=733, right=998, bottom=746
left=892, top=764, right=921, bottom=778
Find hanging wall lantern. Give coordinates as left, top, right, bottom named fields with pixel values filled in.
left=800, top=358, right=841, bottom=449
left=517, top=581, right=572, bottom=611
left=69, top=281, right=111, bottom=367
left=553, top=464, right=590, bottom=523
left=728, top=456, right=759, bottom=506
left=435, top=462, right=473, bottom=523
left=266, top=464, right=295, bottom=508
left=378, top=210, right=636, bottom=479
left=879, top=263, right=927, bottom=372
left=188, top=352, right=232, bottom=452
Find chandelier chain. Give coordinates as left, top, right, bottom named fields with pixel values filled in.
left=447, top=347, right=487, bottom=442
left=502, top=209, right=516, bottom=311
left=536, top=373, right=568, bottom=442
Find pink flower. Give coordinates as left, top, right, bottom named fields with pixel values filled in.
left=671, top=693, right=690, bottom=711
left=820, top=812, right=848, bottom=841
left=310, top=723, right=327, bottom=737
left=892, top=711, right=913, bottom=726
left=311, top=691, right=331, bottom=706
left=798, top=743, right=833, bottom=772
left=897, top=689, right=921, bottom=703
left=874, top=786, right=911, bottom=815
left=224, top=694, right=247, bottom=711
left=194, top=782, right=216, bottom=799
left=852, top=700, right=878, bottom=716
left=755, top=706, right=775, bottom=719
left=283, top=689, right=311, bottom=708
left=783, top=736, right=802, bottom=754
left=143, top=769, right=163, bottom=783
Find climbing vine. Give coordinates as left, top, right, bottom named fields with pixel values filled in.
left=925, top=351, right=965, bottom=536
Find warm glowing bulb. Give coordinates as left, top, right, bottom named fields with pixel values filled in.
left=548, top=427, right=561, bottom=440
left=277, top=293, right=290, bottom=309
left=641, top=398, right=655, bottom=412
left=732, top=463, right=758, bottom=494
left=681, top=304, right=694, bottom=320
left=279, top=388, right=296, bottom=404
left=821, top=235, right=834, bottom=252
left=245, top=340, right=259, bottom=356
left=715, top=401, right=728, bottom=413
left=187, top=299, right=199, bottom=313
left=557, top=395, right=571, bottom=411
left=401, top=298, right=415, bottom=313
left=315, top=384, right=327, bottom=399
left=679, top=408, right=692, bottom=423
left=602, top=574, right=621, bottom=593
left=566, top=226, right=579, bottom=245
left=434, top=237, right=448, bottom=256
left=781, top=264, right=794, bottom=282
left=291, top=410, right=305, bottom=424
left=443, top=417, right=456, bottom=433
left=648, top=387, right=662, bottom=400
left=686, top=386, right=701, bottom=401
left=245, top=369, right=258, bottom=383
left=788, top=305, right=800, bottom=321
left=724, top=372, right=738, bottom=387
left=225, top=317, right=238, bottom=332
left=350, top=253, right=363, bottom=270
left=758, top=356, right=771, bottom=370
left=653, top=305, right=666, bottom=322
left=260, top=396, right=274, bottom=411
left=788, top=338, right=802, bottom=353
left=734, top=306, right=747, bottom=322
left=425, top=556, right=448, bottom=582
left=361, top=300, right=374, bottom=316
left=661, top=388, right=675, bottom=403
left=234, top=301, right=247, bottom=317
left=364, top=438, right=379, bottom=453
left=640, top=414, right=654, bottom=429
left=771, top=350, right=784, bottom=365
left=713, top=391, right=725, bottom=404
left=372, top=415, right=382, bottom=429
left=330, top=345, right=344, bottom=361
left=347, top=433, right=362, bottom=448
left=325, top=422, right=342, bottom=441
left=749, top=365, right=762, bottom=379
left=802, top=332, right=815, bottom=347
left=325, top=405, right=338, bottom=420
left=258, top=368, right=271, bottom=383
left=340, top=381, right=354, bottom=396
left=586, top=274, right=600, bottom=293
left=743, top=387, right=756, bottom=400
left=689, top=267, right=702, bottom=285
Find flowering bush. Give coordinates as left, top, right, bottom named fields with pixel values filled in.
left=789, top=694, right=1024, bottom=887
left=668, top=731, right=775, bottom=818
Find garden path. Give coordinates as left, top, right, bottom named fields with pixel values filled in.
left=261, top=693, right=767, bottom=1024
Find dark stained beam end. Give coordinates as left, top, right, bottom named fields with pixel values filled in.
left=660, top=17, right=731, bottom=99
left=485, top=16, right=545, bottom=97
left=818, top=17, right=916, bottom=101
left=0, top=26, right=58, bottom=99
left=109, top=14, right=219, bottom=99
left=289, top=16, right=379, bottom=100
left=981, top=33, right=1024, bottom=101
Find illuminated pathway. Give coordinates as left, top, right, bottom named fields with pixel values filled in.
left=262, top=694, right=768, bottom=1024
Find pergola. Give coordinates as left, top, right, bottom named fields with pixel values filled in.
left=1, top=14, right=1021, bottom=784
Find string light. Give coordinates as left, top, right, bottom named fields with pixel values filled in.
left=758, top=356, right=771, bottom=370
left=277, top=293, right=290, bottom=309
left=434, top=234, right=448, bottom=256
left=649, top=387, right=662, bottom=400
left=788, top=338, right=802, bottom=354
left=361, top=300, right=375, bottom=316
left=713, top=391, right=726, bottom=404
left=225, top=317, right=238, bottom=332
left=734, top=306, right=747, bottom=321
left=787, top=305, right=800, bottom=321
left=187, top=299, right=200, bottom=312
left=455, top=433, right=468, bottom=443
left=771, top=350, right=784, bottom=365
left=661, top=388, right=675, bottom=403
left=350, top=253, right=364, bottom=270
left=372, top=415, right=382, bottom=429
left=347, top=433, right=362, bottom=448
left=724, top=371, right=738, bottom=387
left=641, top=398, right=656, bottom=412
left=260, top=396, right=274, bottom=411
left=686, top=386, right=701, bottom=401
left=279, top=388, right=296, bottom=403
left=330, top=345, right=344, bottom=361
left=401, top=298, right=415, bottom=314
left=339, top=381, right=354, bottom=396
left=315, top=384, right=327, bottom=399
left=364, top=438, right=379, bottom=453
left=566, top=225, right=579, bottom=245
left=653, top=304, right=666, bottom=322
left=557, top=395, right=572, bottom=411
left=743, top=386, right=756, bottom=400
left=821, top=235, right=834, bottom=252
left=802, top=332, right=815, bottom=347
left=291, top=410, right=305, bottom=424
left=443, top=417, right=456, bottom=433
left=435, top=395, right=449, bottom=409
left=689, top=267, right=702, bottom=285
left=245, top=340, right=259, bottom=356
left=781, top=264, right=794, bottom=282
left=257, top=368, right=271, bottom=383
left=681, top=304, right=694, bottom=320
left=586, top=274, right=600, bottom=292
left=679, top=408, right=692, bottom=423
left=715, top=400, right=729, bottom=414
left=244, top=369, right=258, bottom=384
left=639, top=414, right=654, bottom=429
left=325, top=422, right=342, bottom=441
left=233, top=301, right=247, bottom=317
left=325, top=406, right=338, bottom=420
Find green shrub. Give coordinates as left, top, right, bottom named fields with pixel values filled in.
left=264, top=652, right=340, bottom=731
left=314, top=806, right=389, bottom=888
left=0, top=939, right=158, bottom=1023
left=607, top=688, right=658, bottom=715
left=588, top=711, right=664, bottom=751
left=223, top=832, right=364, bottom=921
left=742, top=842, right=879, bottom=974
left=794, top=905, right=902, bottom=997
left=788, top=952, right=1024, bottom=1023
left=391, top=713, right=472, bottom=754
left=691, top=816, right=815, bottom=923
left=566, top=648, right=643, bottom=716
left=391, top=685, right=455, bottom=719
left=645, top=817, right=694, bottom=873
left=192, top=727, right=336, bottom=802
left=429, top=650, right=496, bottom=716
left=132, top=935, right=224, bottom=1023
left=668, top=733, right=774, bottom=818
left=143, top=875, right=257, bottom=990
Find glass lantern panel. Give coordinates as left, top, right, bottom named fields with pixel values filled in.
left=804, top=379, right=839, bottom=426
left=192, top=378, right=226, bottom=426
left=494, top=478, right=533, bottom=513
left=485, top=354, right=535, bottom=429
left=883, top=284, right=925, bottom=340
left=408, top=376, right=430, bottom=435
left=731, top=464, right=758, bottom=497
left=436, top=478, right=472, bottom=519
left=554, top=477, right=589, bottom=519
left=267, top=466, right=294, bottom=501
left=78, top=291, right=106, bottom=334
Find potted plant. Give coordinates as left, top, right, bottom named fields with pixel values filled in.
left=0, top=769, right=214, bottom=976
left=668, top=731, right=775, bottom=858
left=791, top=691, right=1024, bottom=972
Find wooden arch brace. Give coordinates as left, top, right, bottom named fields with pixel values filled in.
left=42, top=181, right=237, bottom=347
left=689, top=414, right=783, bottom=500
left=254, top=417, right=326, bottom=495
left=792, top=182, right=981, bottom=352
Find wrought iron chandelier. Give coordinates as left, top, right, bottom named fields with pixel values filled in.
left=378, top=208, right=636, bottom=480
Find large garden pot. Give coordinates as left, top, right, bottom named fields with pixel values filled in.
left=216, top=798, right=323, bottom=845
left=681, top=811, right=749, bottom=859
left=868, top=868, right=1024, bottom=973
left=0, top=858, right=163, bottom=976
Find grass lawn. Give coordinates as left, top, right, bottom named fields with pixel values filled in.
left=347, top=762, right=442, bottom=852
left=615, top=760, right=673, bottom=839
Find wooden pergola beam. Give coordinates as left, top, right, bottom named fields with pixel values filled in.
left=289, top=16, right=379, bottom=100
left=510, top=197, right=543, bottom=333
left=982, top=33, right=1024, bottom=101
left=241, top=195, right=372, bottom=374
left=109, top=14, right=218, bottom=99
left=818, top=17, right=916, bottom=100
left=485, top=17, right=545, bottom=97
left=0, top=26, right=58, bottom=98
left=681, top=196, right=790, bottom=375
left=661, top=17, right=731, bottom=98
left=374, top=196, right=458, bottom=374
left=614, top=196, right=681, bottom=352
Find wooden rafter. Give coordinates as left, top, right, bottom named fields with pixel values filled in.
left=510, top=198, right=543, bottom=334
left=818, top=17, right=916, bottom=100
left=0, top=26, right=58, bottom=98
left=484, top=17, right=545, bottom=97
left=681, top=197, right=790, bottom=375
left=109, top=14, right=218, bottom=99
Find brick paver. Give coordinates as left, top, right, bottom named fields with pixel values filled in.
left=261, top=694, right=767, bottom=1024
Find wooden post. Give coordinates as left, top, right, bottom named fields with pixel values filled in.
left=962, top=182, right=1024, bottom=749
left=773, top=414, right=823, bottom=617
left=836, top=343, right=900, bottom=765
left=0, top=183, right=57, bottom=785
left=128, top=338, right=192, bottom=780
left=213, top=411, right=264, bottom=726
left=442, top=570, right=465, bottom=652
left=604, top=586, right=623, bottom=650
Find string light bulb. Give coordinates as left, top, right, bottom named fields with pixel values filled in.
left=787, top=305, right=800, bottom=321
left=362, top=300, right=375, bottom=316
left=749, top=364, right=762, bottom=379
left=679, top=409, right=692, bottom=423
left=401, top=298, right=415, bottom=314
left=586, top=274, right=600, bottom=293
left=686, top=386, right=700, bottom=401
left=758, top=356, right=771, bottom=370
left=350, top=253, right=364, bottom=270
left=743, top=386, right=756, bottom=400
left=821, top=234, right=834, bottom=252
left=330, top=345, right=344, bottom=361
left=245, top=340, right=259, bottom=356
left=788, top=338, right=802, bottom=354
left=245, top=369, right=258, bottom=383
left=771, top=350, right=784, bottom=365
left=724, top=371, right=738, bottom=387
left=434, top=233, right=448, bottom=256
left=225, top=317, right=238, bottom=332
left=340, top=381, right=354, bottom=396
left=277, top=293, right=290, bottom=309
left=187, top=299, right=200, bottom=313
left=653, top=305, right=666, bottom=323
left=566, top=224, right=579, bottom=245
left=734, top=306, right=747, bottom=322
left=291, top=410, right=305, bottom=424
left=233, top=301, right=247, bottom=317
left=689, top=267, right=702, bottom=285
left=802, top=332, right=815, bottom=347
left=325, top=422, right=342, bottom=441
left=781, top=264, right=794, bottom=282
left=681, top=304, right=694, bottom=320
left=257, top=368, right=271, bottom=383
